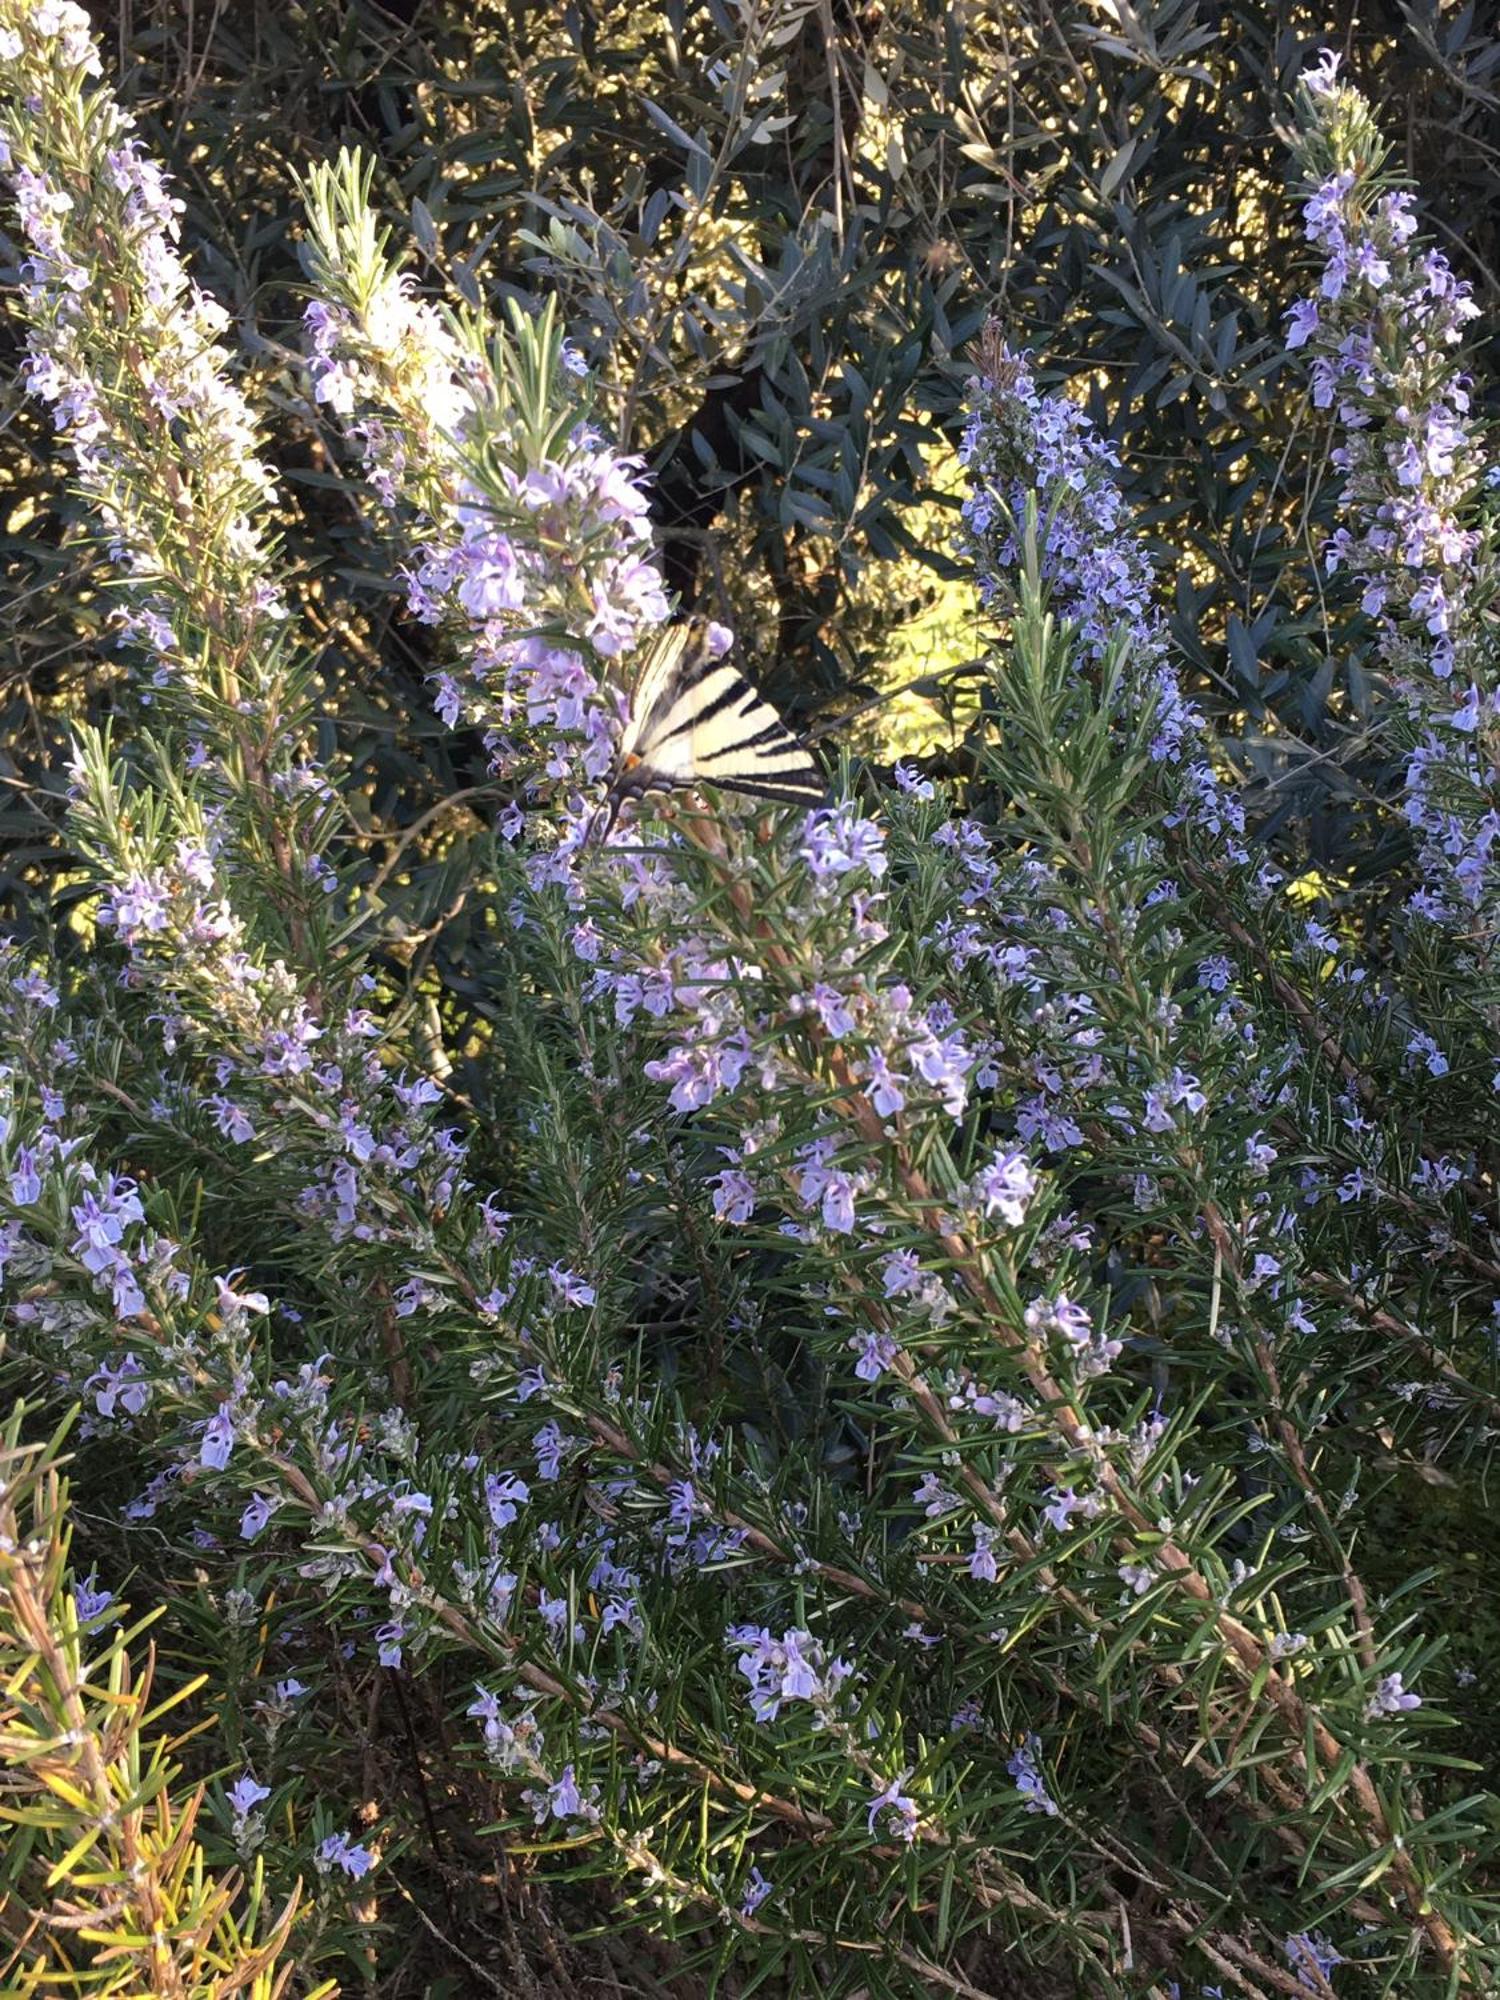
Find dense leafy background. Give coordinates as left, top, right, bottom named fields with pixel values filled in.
left=6, top=0, right=1498, bottom=938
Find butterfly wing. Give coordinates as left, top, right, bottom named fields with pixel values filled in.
left=614, top=618, right=825, bottom=809
left=616, top=623, right=695, bottom=772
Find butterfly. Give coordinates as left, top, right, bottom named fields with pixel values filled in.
left=603, top=617, right=826, bottom=830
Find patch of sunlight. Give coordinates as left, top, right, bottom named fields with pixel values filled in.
left=850, top=445, right=985, bottom=764
left=1285, top=868, right=1338, bottom=904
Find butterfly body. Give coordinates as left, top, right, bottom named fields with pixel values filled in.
left=607, top=618, right=826, bottom=820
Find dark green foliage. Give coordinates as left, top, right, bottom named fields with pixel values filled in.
left=6, top=1, right=1499, bottom=925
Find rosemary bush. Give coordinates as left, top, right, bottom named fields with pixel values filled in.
left=2, top=7, right=1499, bottom=1996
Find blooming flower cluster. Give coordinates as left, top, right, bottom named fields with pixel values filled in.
left=402, top=428, right=671, bottom=791
left=1289, top=52, right=1500, bottom=925
left=304, top=283, right=468, bottom=505
left=0, top=1, right=283, bottom=703
left=77, top=805, right=470, bottom=1255
left=957, top=337, right=1248, bottom=859
left=729, top=1625, right=856, bottom=1726
left=300, top=170, right=670, bottom=810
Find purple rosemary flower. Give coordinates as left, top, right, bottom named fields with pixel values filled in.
left=850, top=1329, right=901, bottom=1382
left=1366, top=1671, right=1422, bottom=1719
left=315, top=1831, right=376, bottom=1880
left=1006, top=1733, right=1059, bottom=1816
left=525, top=1763, right=601, bottom=1826
left=729, top=1625, right=855, bottom=1725
left=972, top=1147, right=1040, bottom=1227
left=1284, top=1929, right=1344, bottom=1990
left=72, top=1570, right=116, bottom=1623
left=240, top=1491, right=279, bottom=1541
left=87, top=1353, right=151, bottom=1421
left=739, top=1866, right=773, bottom=1916
left=199, top=1403, right=237, bottom=1470
left=865, top=1771, right=921, bottom=1843
left=227, top=1772, right=271, bottom=1819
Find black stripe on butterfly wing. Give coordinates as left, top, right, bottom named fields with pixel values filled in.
left=626, top=710, right=825, bottom=796
left=692, top=722, right=825, bottom=793
left=692, top=716, right=802, bottom=763
left=619, top=622, right=707, bottom=757
left=686, top=681, right=825, bottom=801
left=623, top=745, right=826, bottom=806
left=621, top=633, right=723, bottom=768
left=636, top=664, right=750, bottom=755
left=694, top=768, right=828, bottom=806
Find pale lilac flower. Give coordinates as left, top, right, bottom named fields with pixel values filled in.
left=1006, top=1733, right=1058, bottom=1816
left=529, top=1764, right=601, bottom=1826
left=240, top=1491, right=279, bottom=1541
left=9, top=1147, right=42, bottom=1205
left=533, top=1421, right=567, bottom=1480
left=730, top=1625, right=854, bottom=1725
left=1366, top=1671, right=1422, bottom=1719
left=972, top=1147, right=1039, bottom=1227
left=484, top=1471, right=530, bottom=1528
left=199, top=1404, right=237, bottom=1470
left=1041, top=1485, right=1084, bottom=1534
left=315, top=1831, right=375, bottom=1879
left=865, top=1771, right=921, bottom=1842
left=227, top=1772, right=271, bottom=1817
left=851, top=1329, right=900, bottom=1382
left=711, top=1167, right=757, bottom=1225
left=88, top=1354, right=151, bottom=1420
left=969, top=1525, right=1001, bottom=1583
left=1284, top=1930, right=1344, bottom=1989
left=799, top=806, right=889, bottom=882
left=740, top=1866, right=773, bottom=1916
left=914, top=1472, right=960, bottom=1517
left=73, top=1571, right=115, bottom=1623
left=796, top=1139, right=860, bottom=1234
